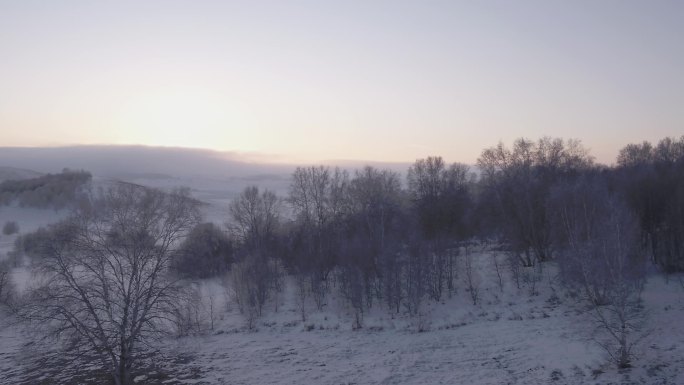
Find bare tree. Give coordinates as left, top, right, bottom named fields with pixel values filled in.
left=615, top=136, right=684, bottom=272
left=348, top=166, right=402, bottom=259
left=19, top=183, right=200, bottom=385
left=616, top=141, right=655, bottom=168
left=407, top=157, right=471, bottom=301
left=295, top=271, right=309, bottom=322
left=477, top=138, right=592, bottom=265
left=230, top=259, right=262, bottom=330
left=229, top=186, right=280, bottom=251
left=403, top=237, right=427, bottom=315
left=492, top=253, right=504, bottom=293
left=287, top=167, right=349, bottom=307
left=463, top=249, right=479, bottom=305
left=338, top=264, right=366, bottom=329
left=346, top=166, right=404, bottom=313
left=550, top=176, right=647, bottom=368
left=228, top=186, right=282, bottom=319
left=170, top=284, right=210, bottom=337
left=507, top=251, right=522, bottom=290
left=0, top=260, right=16, bottom=306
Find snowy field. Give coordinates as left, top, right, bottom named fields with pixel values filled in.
left=1, top=176, right=684, bottom=384
left=149, top=260, right=684, bottom=385
left=2, top=251, right=683, bottom=384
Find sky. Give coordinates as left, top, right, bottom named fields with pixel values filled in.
left=1, top=1, right=682, bottom=165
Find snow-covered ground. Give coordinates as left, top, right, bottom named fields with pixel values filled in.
left=2, top=249, right=683, bottom=384
left=1, top=176, right=683, bottom=384
left=152, top=254, right=683, bottom=385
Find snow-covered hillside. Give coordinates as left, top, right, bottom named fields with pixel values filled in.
left=146, top=255, right=684, bottom=385
left=2, top=243, right=684, bottom=384
left=0, top=167, right=43, bottom=183
left=1, top=176, right=683, bottom=385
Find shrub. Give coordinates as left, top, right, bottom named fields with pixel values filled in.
left=2, top=221, right=19, bottom=235
left=13, top=222, right=77, bottom=261
left=171, top=223, right=234, bottom=279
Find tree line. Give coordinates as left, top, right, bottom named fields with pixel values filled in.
left=0, top=169, right=91, bottom=209
left=194, top=136, right=680, bottom=310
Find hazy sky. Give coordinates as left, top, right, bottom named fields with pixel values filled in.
left=1, top=1, right=682, bottom=164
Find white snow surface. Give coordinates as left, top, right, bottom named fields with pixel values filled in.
left=3, top=248, right=683, bottom=384
left=0, top=166, right=43, bottom=182
left=158, top=259, right=684, bottom=385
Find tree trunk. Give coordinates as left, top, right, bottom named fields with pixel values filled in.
left=618, top=324, right=630, bottom=368
left=116, top=354, right=132, bottom=385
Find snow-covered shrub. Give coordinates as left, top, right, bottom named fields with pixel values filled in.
left=522, top=264, right=543, bottom=297
left=2, top=221, right=19, bottom=235
left=338, top=265, right=366, bottom=329
left=170, top=285, right=210, bottom=337
left=229, top=259, right=263, bottom=330
left=171, top=222, right=234, bottom=279
left=5, top=249, right=23, bottom=268
left=411, top=309, right=432, bottom=333
left=294, top=272, right=309, bottom=322
left=11, top=221, right=79, bottom=265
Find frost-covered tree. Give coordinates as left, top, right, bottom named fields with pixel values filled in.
left=287, top=166, right=349, bottom=308
left=344, top=166, right=404, bottom=312
left=407, top=156, right=471, bottom=300
left=20, top=183, right=200, bottom=385
left=172, top=222, right=234, bottom=279
left=550, top=176, right=647, bottom=368
left=228, top=186, right=283, bottom=320
left=615, top=136, right=684, bottom=272
left=478, top=137, right=592, bottom=265
left=229, top=186, right=280, bottom=252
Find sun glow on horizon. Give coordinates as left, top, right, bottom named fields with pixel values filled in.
left=112, top=88, right=256, bottom=151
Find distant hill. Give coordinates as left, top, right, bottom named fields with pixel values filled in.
left=0, top=166, right=43, bottom=182
left=0, top=146, right=414, bottom=180
left=0, top=145, right=295, bottom=179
